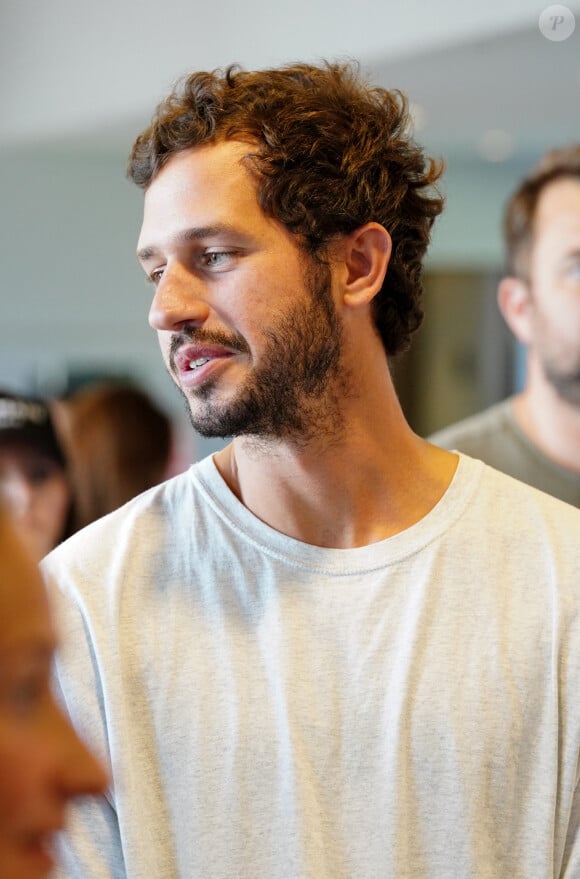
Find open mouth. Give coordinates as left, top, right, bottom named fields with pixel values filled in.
left=175, top=349, right=236, bottom=389
left=187, top=357, right=212, bottom=370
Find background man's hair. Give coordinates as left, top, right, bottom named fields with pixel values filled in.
left=128, top=61, right=444, bottom=355
left=504, top=143, right=580, bottom=279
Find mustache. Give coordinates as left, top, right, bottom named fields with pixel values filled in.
left=169, top=328, right=250, bottom=370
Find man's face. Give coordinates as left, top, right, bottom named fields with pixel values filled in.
left=527, top=177, right=580, bottom=407
left=137, top=140, right=348, bottom=442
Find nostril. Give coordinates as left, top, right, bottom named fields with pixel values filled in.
left=148, top=286, right=211, bottom=332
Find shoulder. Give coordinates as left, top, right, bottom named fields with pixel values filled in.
left=42, top=467, right=196, bottom=596
left=446, top=458, right=580, bottom=646
left=41, top=453, right=238, bottom=610
left=464, top=457, right=580, bottom=554
left=429, top=399, right=514, bottom=452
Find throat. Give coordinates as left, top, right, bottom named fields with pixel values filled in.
left=213, top=437, right=457, bottom=548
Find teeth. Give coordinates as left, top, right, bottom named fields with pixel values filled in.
left=188, top=357, right=211, bottom=370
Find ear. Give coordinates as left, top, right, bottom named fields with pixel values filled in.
left=497, top=276, right=533, bottom=345
left=341, top=223, right=392, bottom=308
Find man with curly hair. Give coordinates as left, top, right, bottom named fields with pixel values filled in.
left=44, top=64, right=580, bottom=878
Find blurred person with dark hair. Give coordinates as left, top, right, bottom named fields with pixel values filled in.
left=0, top=392, right=72, bottom=561
left=42, top=64, right=580, bottom=878
left=55, top=383, right=174, bottom=530
left=0, top=505, right=107, bottom=879
left=431, top=144, right=580, bottom=505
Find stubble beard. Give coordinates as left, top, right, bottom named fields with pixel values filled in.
left=173, top=263, right=352, bottom=445
left=528, top=288, right=580, bottom=409
left=543, top=359, right=580, bottom=408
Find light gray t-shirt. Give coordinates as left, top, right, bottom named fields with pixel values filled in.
left=429, top=398, right=580, bottom=507
left=44, top=453, right=580, bottom=878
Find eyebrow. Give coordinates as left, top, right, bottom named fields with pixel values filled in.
left=137, top=224, right=249, bottom=262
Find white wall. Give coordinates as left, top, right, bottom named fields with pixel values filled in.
left=427, top=155, right=531, bottom=270
left=0, top=148, right=147, bottom=383
left=1, top=0, right=540, bottom=148
left=0, top=147, right=211, bottom=459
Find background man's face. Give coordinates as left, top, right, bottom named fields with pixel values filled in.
left=527, top=177, right=580, bottom=406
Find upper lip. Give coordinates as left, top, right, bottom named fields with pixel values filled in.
left=173, top=344, right=235, bottom=373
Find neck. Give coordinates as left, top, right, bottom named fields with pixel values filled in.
left=214, top=371, right=457, bottom=548
left=514, top=358, right=580, bottom=474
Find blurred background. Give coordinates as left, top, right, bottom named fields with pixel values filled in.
left=1, top=0, right=579, bottom=462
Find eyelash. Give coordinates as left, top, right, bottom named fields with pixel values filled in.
left=147, top=269, right=164, bottom=286
left=202, top=251, right=236, bottom=267
left=145, top=251, right=238, bottom=286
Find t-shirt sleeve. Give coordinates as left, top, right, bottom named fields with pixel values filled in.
left=44, top=557, right=127, bottom=878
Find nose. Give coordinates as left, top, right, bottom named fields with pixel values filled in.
left=148, top=263, right=211, bottom=332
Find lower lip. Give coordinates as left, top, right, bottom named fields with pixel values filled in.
left=177, top=355, right=234, bottom=389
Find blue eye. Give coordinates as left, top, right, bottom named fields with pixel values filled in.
left=147, top=268, right=165, bottom=286
left=203, top=251, right=235, bottom=268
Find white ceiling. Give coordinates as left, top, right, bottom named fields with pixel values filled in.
left=1, top=0, right=579, bottom=165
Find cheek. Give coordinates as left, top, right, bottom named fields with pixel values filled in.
left=0, top=726, right=43, bottom=828
left=158, top=333, right=186, bottom=389
left=26, top=478, right=71, bottom=557
left=158, top=333, right=172, bottom=365
left=532, top=289, right=580, bottom=338
left=35, top=477, right=70, bottom=531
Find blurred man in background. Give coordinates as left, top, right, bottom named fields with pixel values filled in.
left=431, top=145, right=580, bottom=506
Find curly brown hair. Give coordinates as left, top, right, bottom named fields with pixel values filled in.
left=128, top=62, right=444, bottom=355
left=504, top=143, right=580, bottom=280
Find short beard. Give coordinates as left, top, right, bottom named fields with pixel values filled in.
left=544, top=363, right=580, bottom=409
left=174, top=262, right=351, bottom=445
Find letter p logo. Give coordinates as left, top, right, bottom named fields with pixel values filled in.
left=539, top=5, right=576, bottom=40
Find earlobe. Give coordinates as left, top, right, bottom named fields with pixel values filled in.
left=342, top=223, right=392, bottom=308
left=497, top=276, right=533, bottom=345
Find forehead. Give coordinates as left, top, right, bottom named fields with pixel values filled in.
left=138, top=140, right=263, bottom=247
left=533, top=177, right=580, bottom=242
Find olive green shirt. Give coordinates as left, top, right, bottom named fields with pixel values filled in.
left=430, top=397, right=580, bottom=507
